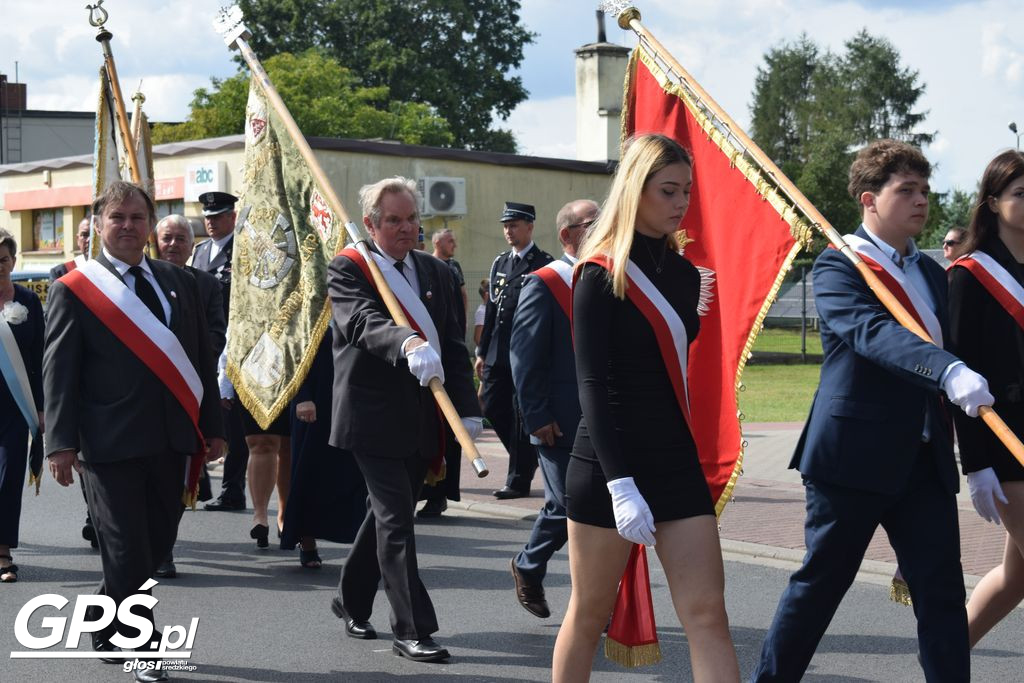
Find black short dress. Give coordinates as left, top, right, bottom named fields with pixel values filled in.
left=566, top=232, right=713, bottom=528
left=949, top=234, right=1024, bottom=482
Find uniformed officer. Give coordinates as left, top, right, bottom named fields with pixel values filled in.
left=475, top=202, right=553, bottom=499
left=191, top=191, right=249, bottom=513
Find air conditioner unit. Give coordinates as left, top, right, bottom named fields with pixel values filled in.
left=417, top=177, right=467, bottom=216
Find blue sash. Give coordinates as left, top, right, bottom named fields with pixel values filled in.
left=0, top=314, right=39, bottom=437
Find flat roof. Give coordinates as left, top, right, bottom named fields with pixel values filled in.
left=0, top=134, right=614, bottom=177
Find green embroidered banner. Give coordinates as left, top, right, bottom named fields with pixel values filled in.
left=226, top=78, right=344, bottom=428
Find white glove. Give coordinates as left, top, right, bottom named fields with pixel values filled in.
left=967, top=467, right=1008, bottom=525
left=461, top=417, right=484, bottom=441
left=606, top=477, right=656, bottom=546
left=405, top=343, right=444, bottom=387
left=942, top=364, right=994, bottom=418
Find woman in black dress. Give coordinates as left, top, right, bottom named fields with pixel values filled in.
left=949, top=150, right=1024, bottom=647
left=0, top=229, right=44, bottom=583
left=552, top=134, right=738, bottom=681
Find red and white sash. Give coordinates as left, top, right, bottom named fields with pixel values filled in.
left=339, top=246, right=447, bottom=479
left=339, top=247, right=441, bottom=353
left=577, top=256, right=691, bottom=427
left=843, top=234, right=944, bottom=347
left=61, top=260, right=207, bottom=501
left=534, top=258, right=573, bottom=319
left=953, top=252, right=1024, bottom=331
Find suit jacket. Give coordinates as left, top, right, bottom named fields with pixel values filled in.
left=790, top=226, right=959, bottom=495
left=948, top=233, right=1024, bottom=475
left=327, top=246, right=479, bottom=459
left=191, top=235, right=233, bottom=319
left=185, top=265, right=227, bottom=358
left=509, top=255, right=580, bottom=449
left=477, top=243, right=553, bottom=368
left=43, top=253, right=223, bottom=463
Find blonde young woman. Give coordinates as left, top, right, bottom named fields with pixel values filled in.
left=552, top=134, right=739, bottom=682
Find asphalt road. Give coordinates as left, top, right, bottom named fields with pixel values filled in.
left=2, top=477, right=1022, bottom=682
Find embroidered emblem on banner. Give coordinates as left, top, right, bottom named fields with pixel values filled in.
left=309, top=189, right=334, bottom=242
left=241, top=332, right=285, bottom=388
left=245, top=89, right=268, bottom=145
left=237, top=206, right=297, bottom=289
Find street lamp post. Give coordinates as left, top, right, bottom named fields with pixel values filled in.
left=1012, top=122, right=1021, bottom=151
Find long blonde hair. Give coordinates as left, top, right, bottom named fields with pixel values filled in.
left=576, top=134, right=692, bottom=298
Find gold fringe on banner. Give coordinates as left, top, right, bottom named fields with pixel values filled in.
left=890, top=576, right=913, bottom=606
left=604, top=637, right=662, bottom=668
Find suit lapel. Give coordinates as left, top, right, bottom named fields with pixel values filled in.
left=147, top=258, right=180, bottom=329
left=95, top=252, right=124, bottom=284
left=191, top=241, right=210, bottom=271
left=411, top=251, right=439, bottom=323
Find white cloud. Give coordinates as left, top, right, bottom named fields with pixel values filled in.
left=506, top=95, right=577, bottom=159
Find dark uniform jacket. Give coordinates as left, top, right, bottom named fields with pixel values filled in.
left=191, top=235, right=234, bottom=320
left=477, top=243, right=553, bottom=368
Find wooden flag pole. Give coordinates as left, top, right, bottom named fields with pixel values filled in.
left=213, top=6, right=487, bottom=477
left=87, top=2, right=142, bottom=185
left=602, top=1, right=1024, bottom=467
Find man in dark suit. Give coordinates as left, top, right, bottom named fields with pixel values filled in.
left=191, top=191, right=248, bottom=512
left=327, top=177, right=481, bottom=663
left=44, top=181, right=223, bottom=682
left=475, top=201, right=553, bottom=499
left=49, top=216, right=98, bottom=549
left=508, top=198, right=596, bottom=618
left=752, top=140, right=993, bottom=682
left=48, top=217, right=93, bottom=280
left=153, top=213, right=227, bottom=578
left=156, top=214, right=226, bottom=357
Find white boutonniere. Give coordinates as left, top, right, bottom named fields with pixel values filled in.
left=2, top=300, right=29, bottom=325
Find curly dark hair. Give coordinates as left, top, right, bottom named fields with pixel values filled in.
left=848, top=139, right=931, bottom=208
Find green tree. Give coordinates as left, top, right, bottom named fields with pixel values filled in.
left=151, top=50, right=453, bottom=146
left=236, top=0, right=534, bottom=152
left=918, top=188, right=977, bottom=248
left=750, top=30, right=935, bottom=249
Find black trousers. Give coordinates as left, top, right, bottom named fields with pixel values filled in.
left=481, top=362, right=536, bottom=491
left=81, top=452, right=185, bottom=645
left=339, top=451, right=438, bottom=640
left=753, top=445, right=969, bottom=682
left=217, top=402, right=249, bottom=501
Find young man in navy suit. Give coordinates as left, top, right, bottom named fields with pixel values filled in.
left=752, top=140, right=993, bottom=682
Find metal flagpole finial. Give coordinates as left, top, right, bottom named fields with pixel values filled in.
left=213, top=5, right=251, bottom=48
left=133, top=80, right=146, bottom=105
left=86, top=0, right=108, bottom=28
left=597, top=1, right=641, bottom=29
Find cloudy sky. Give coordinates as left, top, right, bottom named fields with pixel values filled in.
left=3, top=0, right=1022, bottom=194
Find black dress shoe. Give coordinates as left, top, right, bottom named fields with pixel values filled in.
left=91, top=633, right=121, bottom=664
left=154, top=556, right=177, bottom=579
left=493, top=486, right=528, bottom=500
left=250, top=524, right=269, bottom=549
left=82, top=521, right=99, bottom=549
left=392, top=637, right=450, bottom=662
left=330, top=597, right=377, bottom=639
left=133, top=665, right=169, bottom=682
left=204, top=496, right=245, bottom=511
left=417, top=498, right=447, bottom=518
left=510, top=558, right=550, bottom=618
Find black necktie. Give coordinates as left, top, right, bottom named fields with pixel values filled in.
left=512, top=254, right=521, bottom=269
left=394, top=259, right=411, bottom=284
left=129, top=266, right=166, bottom=325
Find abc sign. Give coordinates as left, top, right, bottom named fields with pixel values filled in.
left=190, top=167, right=214, bottom=184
